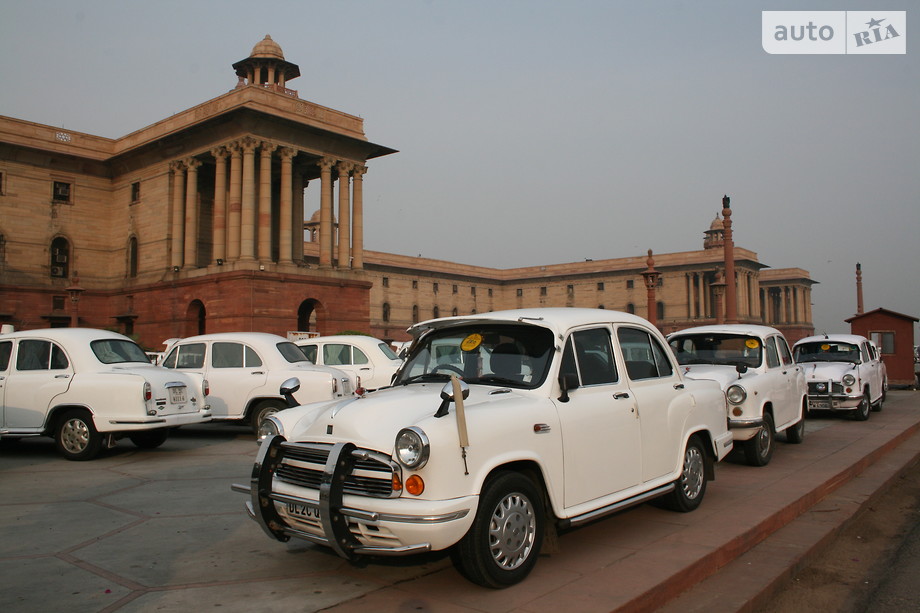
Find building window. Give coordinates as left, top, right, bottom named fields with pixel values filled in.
left=452, top=284, right=458, bottom=294
left=626, top=280, right=634, bottom=289
left=433, top=283, right=439, bottom=294
left=0, top=171, right=5, bottom=195
left=657, top=301, right=665, bottom=320
left=131, top=181, right=141, bottom=203
left=516, top=288, right=523, bottom=297
left=50, top=237, right=70, bottom=278
left=452, top=308, right=459, bottom=316
left=567, top=284, right=574, bottom=294
left=382, top=303, right=390, bottom=323
left=411, top=280, right=418, bottom=289
left=540, top=287, right=547, bottom=296
left=128, top=236, right=138, bottom=278
left=488, top=288, right=493, bottom=297
left=412, top=305, right=419, bottom=324
left=597, top=282, right=605, bottom=291
left=382, top=277, right=389, bottom=287
left=52, top=181, right=72, bottom=203
left=433, top=306, right=440, bottom=318
left=870, top=331, right=895, bottom=354
left=598, top=304, right=605, bottom=309
left=471, top=286, right=476, bottom=296
left=52, top=295, right=66, bottom=311
left=626, top=302, right=635, bottom=314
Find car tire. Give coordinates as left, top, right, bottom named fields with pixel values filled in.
left=251, top=399, right=286, bottom=434
left=853, top=392, right=870, bottom=421
left=129, top=428, right=170, bottom=449
left=659, top=434, right=708, bottom=513
left=743, top=412, right=775, bottom=467
left=785, top=403, right=806, bottom=444
left=55, top=409, right=103, bottom=461
left=451, top=471, right=544, bottom=588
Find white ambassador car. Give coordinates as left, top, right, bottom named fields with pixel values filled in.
left=162, top=333, right=354, bottom=432
left=668, top=324, right=807, bottom=467
left=295, top=335, right=403, bottom=391
left=0, top=328, right=211, bottom=460
left=235, top=308, right=733, bottom=588
left=793, top=334, right=888, bottom=420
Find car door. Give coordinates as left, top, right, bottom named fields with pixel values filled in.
left=773, top=335, right=801, bottom=427
left=3, top=339, right=73, bottom=428
left=616, top=326, right=689, bottom=483
left=860, top=341, right=882, bottom=402
left=207, top=341, right=268, bottom=419
left=760, top=336, right=792, bottom=428
left=556, top=326, right=641, bottom=508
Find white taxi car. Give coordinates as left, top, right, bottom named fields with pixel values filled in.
left=295, top=335, right=403, bottom=391
left=0, top=327, right=211, bottom=460
left=161, top=332, right=354, bottom=432
left=793, top=334, right=888, bottom=420
left=235, top=308, right=733, bottom=588
left=668, top=324, right=807, bottom=466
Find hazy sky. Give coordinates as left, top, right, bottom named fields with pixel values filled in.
left=1, top=1, right=917, bottom=336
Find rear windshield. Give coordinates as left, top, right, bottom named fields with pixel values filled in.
left=91, top=339, right=151, bottom=364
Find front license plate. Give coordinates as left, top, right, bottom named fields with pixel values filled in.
left=287, top=503, right=321, bottom=520
left=169, top=387, right=187, bottom=404
left=810, top=400, right=830, bottom=409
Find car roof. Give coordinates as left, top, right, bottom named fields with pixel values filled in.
left=408, top=307, right=658, bottom=339
left=0, top=327, right=131, bottom=343
left=170, top=332, right=289, bottom=345
left=295, top=335, right=386, bottom=345
left=794, top=333, right=868, bottom=346
left=668, top=324, right=784, bottom=339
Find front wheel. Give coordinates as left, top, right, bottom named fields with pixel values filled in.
left=251, top=399, right=286, bottom=434
left=55, top=409, right=103, bottom=461
left=130, top=428, right=170, bottom=449
left=659, top=435, right=708, bottom=512
left=853, top=392, right=870, bottom=421
left=451, top=472, right=544, bottom=588
left=743, top=412, right=775, bottom=466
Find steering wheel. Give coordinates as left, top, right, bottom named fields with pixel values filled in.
left=431, top=364, right=464, bottom=376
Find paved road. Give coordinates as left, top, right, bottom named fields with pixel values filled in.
left=1, top=391, right=919, bottom=612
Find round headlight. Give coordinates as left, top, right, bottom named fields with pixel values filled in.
left=842, top=374, right=856, bottom=386
left=395, top=427, right=430, bottom=469
left=258, top=415, right=282, bottom=442
left=726, top=384, right=747, bottom=405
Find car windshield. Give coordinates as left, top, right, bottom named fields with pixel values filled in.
left=377, top=342, right=399, bottom=360
left=394, top=323, right=554, bottom=389
left=794, top=341, right=861, bottom=364
left=91, top=339, right=151, bottom=364
left=669, top=333, right=763, bottom=368
left=276, top=342, right=310, bottom=364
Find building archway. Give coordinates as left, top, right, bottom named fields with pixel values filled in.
left=298, top=299, right=323, bottom=334
left=184, top=300, right=206, bottom=336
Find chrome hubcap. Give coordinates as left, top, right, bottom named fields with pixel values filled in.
left=61, top=418, right=90, bottom=454
left=680, top=447, right=705, bottom=500
left=488, top=493, right=536, bottom=570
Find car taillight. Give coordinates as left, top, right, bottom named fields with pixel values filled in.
left=143, top=382, right=152, bottom=401
left=202, top=379, right=210, bottom=397
left=332, top=377, right=339, bottom=395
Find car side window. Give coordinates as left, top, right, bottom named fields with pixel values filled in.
left=0, top=341, right=12, bottom=370
left=245, top=345, right=262, bottom=367
left=617, top=327, right=673, bottom=379
left=562, top=328, right=618, bottom=386
left=50, top=344, right=69, bottom=370
left=212, top=342, right=244, bottom=368
left=300, top=345, right=317, bottom=363
left=169, top=343, right=206, bottom=369
left=860, top=343, right=871, bottom=363
left=776, top=337, right=794, bottom=366
left=764, top=337, right=780, bottom=368
left=16, top=340, right=51, bottom=371
left=353, top=347, right=369, bottom=365
left=324, top=344, right=351, bottom=366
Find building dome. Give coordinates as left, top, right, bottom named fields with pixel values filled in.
left=250, top=35, right=285, bottom=60
left=709, top=213, right=723, bottom=231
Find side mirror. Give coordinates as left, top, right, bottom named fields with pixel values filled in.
left=280, top=377, right=301, bottom=408
left=558, top=372, right=580, bottom=403
left=735, top=364, right=748, bottom=377
left=435, top=379, right=469, bottom=417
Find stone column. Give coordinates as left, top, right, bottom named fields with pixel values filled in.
left=183, top=158, right=201, bottom=269
left=351, top=165, right=366, bottom=270
left=170, top=161, right=186, bottom=269
left=278, top=147, right=295, bottom=264
left=227, top=142, right=242, bottom=260
left=317, top=158, right=335, bottom=268
left=336, top=161, right=353, bottom=268
left=240, top=137, right=258, bottom=260
left=211, top=147, right=228, bottom=263
left=294, top=172, right=306, bottom=263
left=258, top=142, right=276, bottom=262
left=686, top=274, right=693, bottom=318
left=721, top=196, right=737, bottom=323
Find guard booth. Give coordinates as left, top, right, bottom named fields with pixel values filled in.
left=845, top=308, right=918, bottom=388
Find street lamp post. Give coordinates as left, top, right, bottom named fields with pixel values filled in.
left=65, top=276, right=85, bottom=328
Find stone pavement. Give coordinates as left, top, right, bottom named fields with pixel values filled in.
left=1, top=391, right=918, bottom=613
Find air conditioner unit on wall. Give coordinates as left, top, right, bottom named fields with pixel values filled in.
left=51, top=266, right=64, bottom=277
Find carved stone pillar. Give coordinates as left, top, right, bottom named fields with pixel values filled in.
left=227, top=142, right=242, bottom=260
left=258, top=142, right=276, bottom=261
left=336, top=161, right=353, bottom=268
left=183, top=158, right=201, bottom=269
left=240, top=137, right=258, bottom=260
left=211, top=147, right=228, bottom=263
left=318, top=158, right=335, bottom=268
left=170, top=161, right=186, bottom=269
left=279, top=148, right=295, bottom=264
left=294, top=172, right=306, bottom=263
left=351, top=165, right=366, bottom=270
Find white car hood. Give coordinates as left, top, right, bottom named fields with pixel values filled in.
left=799, top=361, right=856, bottom=380
left=284, top=383, right=518, bottom=451
left=680, top=364, right=746, bottom=390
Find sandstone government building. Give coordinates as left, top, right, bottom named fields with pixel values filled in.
left=0, top=36, right=815, bottom=350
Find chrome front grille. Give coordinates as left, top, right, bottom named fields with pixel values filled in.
left=808, top=381, right=844, bottom=395
left=276, top=441, right=399, bottom=498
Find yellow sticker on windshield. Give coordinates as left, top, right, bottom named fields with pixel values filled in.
left=745, top=339, right=760, bottom=349
left=821, top=344, right=831, bottom=351
left=461, top=333, right=483, bottom=352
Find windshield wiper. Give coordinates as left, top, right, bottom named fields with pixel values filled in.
left=399, top=373, right=451, bottom=385
left=473, top=375, right=523, bottom=386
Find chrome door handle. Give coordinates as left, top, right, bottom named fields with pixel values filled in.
left=613, top=392, right=630, bottom=399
